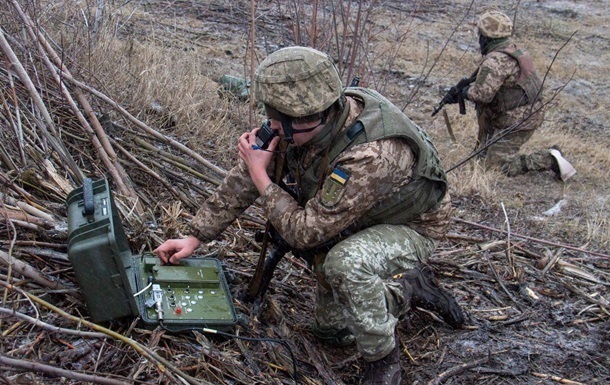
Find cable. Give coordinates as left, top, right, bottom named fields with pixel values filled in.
left=132, top=281, right=152, bottom=297
left=158, top=321, right=299, bottom=385
left=203, top=327, right=299, bottom=385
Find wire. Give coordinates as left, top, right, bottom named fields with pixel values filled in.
left=203, top=327, right=299, bottom=385
left=158, top=321, right=299, bottom=385
left=132, top=281, right=152, bottom=297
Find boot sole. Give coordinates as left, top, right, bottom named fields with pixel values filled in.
left=405, top=267, right=465, bottom=328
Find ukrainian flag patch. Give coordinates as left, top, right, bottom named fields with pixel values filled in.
left=330, top=168, right=349, bottom=185
left=320, top=167, right=350, bottom=207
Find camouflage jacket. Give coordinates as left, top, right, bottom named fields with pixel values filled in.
left=466, top=40, right=544, bottom=131
left=189, top=96, right=452, bottom=250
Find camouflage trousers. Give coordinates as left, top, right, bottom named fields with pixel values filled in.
left=314, top=224, right=437, bottom=361
left=480, top=128, right=554, bottom=176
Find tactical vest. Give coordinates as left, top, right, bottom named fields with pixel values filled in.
left=286, top=88, right=447, bottom=228
left=490, top=46, right=543, bottom=112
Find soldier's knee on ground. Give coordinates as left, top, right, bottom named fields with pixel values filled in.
left=500, top=155, right=528, bottom=176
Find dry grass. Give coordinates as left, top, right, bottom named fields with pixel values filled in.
left=11, top=0, right=610, bottom=282
left=11, top=0, right=607, bottom=246
left=54, top=1, right=253, bottom=166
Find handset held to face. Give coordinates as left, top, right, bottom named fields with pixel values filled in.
left=255, top=120, right=279, bottom=150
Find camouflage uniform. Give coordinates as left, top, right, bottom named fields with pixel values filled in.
left=466, top=41, right=554, bottom=175
left=190, top=93, right=452, bottom=361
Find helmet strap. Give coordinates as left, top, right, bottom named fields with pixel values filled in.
left=291, top=108, right=330, bottom=134
left=279, top=106, right=332, bottom=142
left=305, top=98, right=350, bottom=148
left=279, top=113, right=294, bottom=143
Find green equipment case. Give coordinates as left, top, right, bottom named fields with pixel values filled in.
left=66, top=179, right=237, bottom=331
left=134, top=255, right=237, bottom=331
left=66, top=178, right=138, bottom=322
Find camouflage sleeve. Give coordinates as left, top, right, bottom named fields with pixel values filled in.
left=466, top=52, right=519, bottom=104
left=259, top=138, right=414, bottom=249
left=189, top=158, right=261, bottom=242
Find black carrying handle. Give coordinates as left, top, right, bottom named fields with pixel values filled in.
left=82, top=178, right=95, bottom=216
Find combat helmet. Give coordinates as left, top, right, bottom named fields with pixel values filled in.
left=254, top=46, right=342, bottom=118
left=477, top=11, right=513, bottom=38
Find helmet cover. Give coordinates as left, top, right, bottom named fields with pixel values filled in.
left=254, top=46, right=342, bottom=118
left=477, top=11, right=513, bottom=38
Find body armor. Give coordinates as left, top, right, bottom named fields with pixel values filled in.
left=490, top=46, right=543, bottom=112
left=287, top=88, right=447, bottom=229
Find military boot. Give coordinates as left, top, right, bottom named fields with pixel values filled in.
left=362, top=343, right=402, bottom=385
left=311, top=322, right=355, bottom=347
left=549, top=146, right=576, bottom=181
left=400, top=265, right=464, bottom=328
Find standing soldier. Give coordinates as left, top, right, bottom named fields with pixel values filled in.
left=155, top=46, right=464, bottom=384
left=444, top=11, right=575, bottom=180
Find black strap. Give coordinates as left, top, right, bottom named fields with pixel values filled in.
left=82, top=178, right=95, bottom=216
left=346, top=121, right=365, bottom=140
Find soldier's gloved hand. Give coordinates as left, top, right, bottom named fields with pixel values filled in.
left=441, top=87, right=460, bottom=104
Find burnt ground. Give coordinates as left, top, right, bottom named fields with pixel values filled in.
left=1, top=1, right=609, bottom=385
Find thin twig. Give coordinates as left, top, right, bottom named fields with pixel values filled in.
left=484, top=251, right=525, bottom=312
left=0, top=354, right=129, bottom=385
left=500, top=202, right=515, bottom=277
left=453, top=217, right=610, bottom=259
left=427, top=355, right=490, bottom=385
left=0, top=250, right=68, bottom=290
left=0, top=281, right=211, bottom=385
left=0, top=307, right=107, bottom=338
left=532, top=372, right=585, bottom=385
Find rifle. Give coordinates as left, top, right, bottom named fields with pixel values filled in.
left=431, top=70, right=478, bottom=117
left=241, top=223, right=291, bottom=313
left=241, top=140, right=292, bottom=313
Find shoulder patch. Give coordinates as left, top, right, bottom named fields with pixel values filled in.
left=320, top=167, right=349, bottom=207
left=330, top=167, right=349, bottom=184
left=475, top=66, right=491, bottom=85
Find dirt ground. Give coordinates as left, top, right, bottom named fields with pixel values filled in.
left=1, top=0, right=609, bottom=384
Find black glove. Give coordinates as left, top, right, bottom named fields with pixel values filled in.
left=441, top=86, right=460, bottom=104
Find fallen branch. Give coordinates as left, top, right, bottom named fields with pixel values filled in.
left=0, top=25, right=82, bottom=181
left=0, top=307, right=106, bottom=338
left=13, top=247, right=69, bottom=262
left=427, top=355, right=490, bottom=385
left=0, top=353, right=129, bottom=385
left=532, top=372, right=585, bottom=385
left=453, top=217, right=610, bottom=259
left=0, top=281, right=212, bottom=385
left=0, top=192, right=55, bottom=221
left=0, top=250, right=68, bottom=290
left=110, top=137, right=196, bottom=210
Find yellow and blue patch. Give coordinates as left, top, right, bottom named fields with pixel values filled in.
left=320, top=167, right=350, bottom=207
left=330, top=167, right=349, bottom=185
